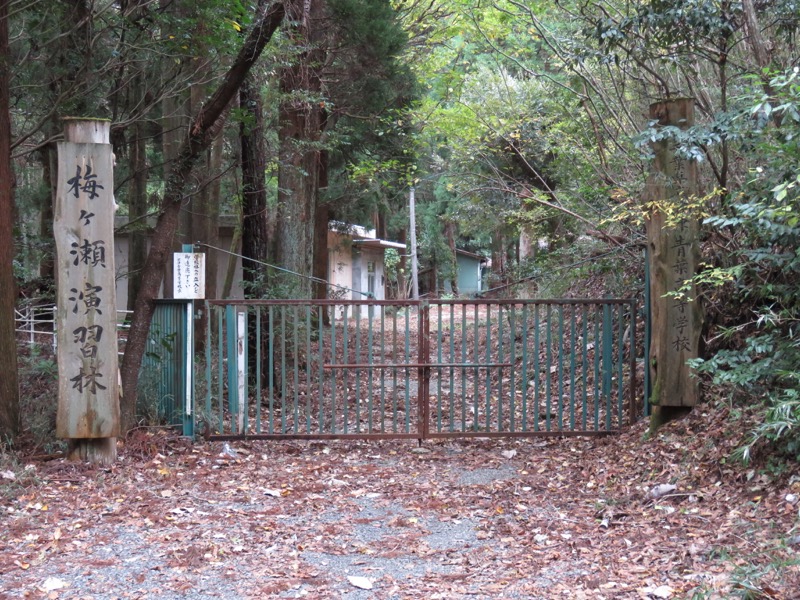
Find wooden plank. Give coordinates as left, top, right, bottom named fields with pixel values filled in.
left=55, top=120, right=120, bottom=445
left=644, top=99, right=702, bottom=410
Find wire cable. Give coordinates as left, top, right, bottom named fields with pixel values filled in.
left=193, top=241, right=374, bottom=298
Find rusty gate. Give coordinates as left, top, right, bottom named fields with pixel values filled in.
left=196, top=299, right=638, bottom=440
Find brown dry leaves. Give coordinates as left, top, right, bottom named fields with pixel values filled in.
left=0, top=408, right=799, bottom=599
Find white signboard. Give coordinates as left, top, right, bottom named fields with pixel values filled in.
left=173, top=252, right=205, bottom=299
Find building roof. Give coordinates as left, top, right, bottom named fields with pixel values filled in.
left=351, top=238, right=407, bottom=250
left=455, top=248, right=488, bottom=262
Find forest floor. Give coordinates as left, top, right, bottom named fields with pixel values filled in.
left=1, top=404, right=799, bottom=599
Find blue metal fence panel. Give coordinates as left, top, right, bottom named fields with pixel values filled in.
left=140, top=300, right=189, bottom=429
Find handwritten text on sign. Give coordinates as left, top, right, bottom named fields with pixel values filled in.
left=173, top=252, right=205, bottom=299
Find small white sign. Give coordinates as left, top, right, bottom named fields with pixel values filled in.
left=173, top=252, right=205, bottom=299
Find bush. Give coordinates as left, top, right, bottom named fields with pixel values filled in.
left=694, top=67, right=800, bottom=462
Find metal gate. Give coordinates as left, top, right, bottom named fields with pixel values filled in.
left=196, top=299, right=637, bottom=440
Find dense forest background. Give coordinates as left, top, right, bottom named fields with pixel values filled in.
left=1, top=0, right=799, bottom=461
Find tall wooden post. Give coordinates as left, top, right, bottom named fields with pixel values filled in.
left=55, top=119, right=120, bottom=465
left=644, top=99, right=703, bottom=428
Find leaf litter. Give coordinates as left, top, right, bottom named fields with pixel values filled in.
left=0, top=406, right=799, bottom=599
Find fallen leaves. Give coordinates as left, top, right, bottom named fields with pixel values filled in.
left=0, top=409, right=798, bottom=598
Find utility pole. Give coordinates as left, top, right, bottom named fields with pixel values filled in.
left=409, top=186, right=419, bottom=300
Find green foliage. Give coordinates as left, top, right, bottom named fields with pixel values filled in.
left=593, top=0, right=739, bottom=57
left=692, top=67, right=800, bottom=462
left=382, top=247, right=410, bottom=299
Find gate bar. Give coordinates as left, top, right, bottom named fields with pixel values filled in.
left=323, top=362, right=512, bottom=369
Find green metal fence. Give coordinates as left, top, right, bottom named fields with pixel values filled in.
left=140, top=300, right=191, bottom=432
left=198, top=298, right=637, bottom=440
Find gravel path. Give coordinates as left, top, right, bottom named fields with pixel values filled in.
left=1, top=438, right=586, bottom=599
left=3, top=427, right=796, bottom=599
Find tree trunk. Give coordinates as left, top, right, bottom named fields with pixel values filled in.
left=38, top=142, right=56, bottom=286
left=0, top=0, right=20, bottom=440
left=740, top=0, right=779, bottom=125
left=741, top=0, right=770, bottom=69
left=275, top=0, right=325, bottom=298
left=444, top=220, right=459, bottom=297
left=120, top=1, right=286, bottom=431
left=40, top=0, right=93, bottom=288
left=313, top=202, right=330, bottom=301
left=202, top=132, right=223, bottom=302
left=192, top=131, right=222, bottom=351
left=222, top=220, right=243, bottom=299
left=160, top=0, right=191, bottom=297
left=127, top=112, right=149, bottom=312
left=313, top=201, right=330, bottom=324
left=241, top=73, right=269, bottom=294
left=313, top=149, right=330, bottom=304
left=491, top=233, right=507, bottom=291
left=240, top=72, right=270, bottom=380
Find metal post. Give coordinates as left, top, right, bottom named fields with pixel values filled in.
left=237, top=310, right=246, bottom=434
left=181, top=244, right=195, bottom=438
left=409, top=186, right=420, bottom=300
left=644, top=247, right=652, bottom=416
left=226, top=305, right=238, bottom=431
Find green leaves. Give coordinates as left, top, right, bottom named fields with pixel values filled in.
left=694, top=65, right=800, bottom=461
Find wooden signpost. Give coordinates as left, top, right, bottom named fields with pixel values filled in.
left=644, top=99, right=703, bottom=427
left=55, top=119, right=120, bottom=464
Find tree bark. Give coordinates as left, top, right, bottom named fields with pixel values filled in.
left=740, top=0, right=779, bottom=125
left=491, top=233, right=507, bottom=290
left=160, top=0, right=192, bottom=297
left=40, top=1, right=94, bottom=288
left=241, top=73, right=269, bottom=294
left=203, top=133, right=223, bottom=302
left=240, top=72, right=270, bottom=382
left=313, top=200, right=330, bottom=324
left=275, top=0, right=325, bottom=298
left=313, top=202, right=330, bottom=301
left=127, top=110, right=149, bottom=312
left=313, top=149, right=330, bottom=304
left=444, top=220, right=459, bottom=297
left=120, top=1, right=286, bottom=431
left=0, top=0, right=20, bottom=440
left=741, top=0, right=770, bottom=69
